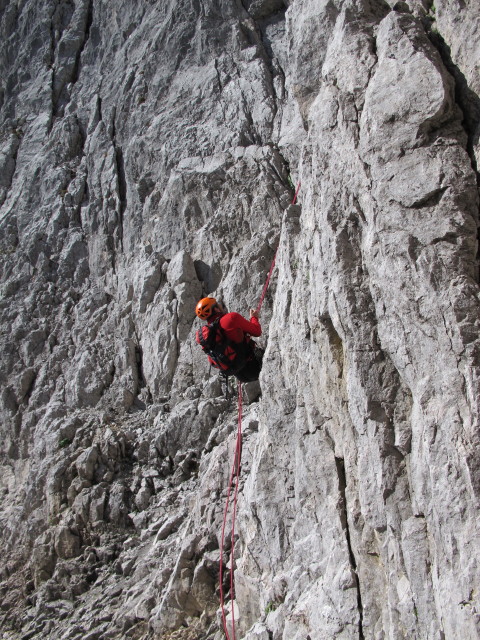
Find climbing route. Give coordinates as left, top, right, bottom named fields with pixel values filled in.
left=219, top=181, right=301, bottom=639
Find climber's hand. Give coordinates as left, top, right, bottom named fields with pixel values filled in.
left=250, top=309, right=259, bottom=319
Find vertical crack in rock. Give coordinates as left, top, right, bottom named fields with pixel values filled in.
left=71, top=0, right=93, bottom=86
left=213, top=58, right=224, bottom=95
left=114, top=146, right=127, bottom=236
left=0, top=132, right=21, bottom=208
left=236, top=4, right=287, bottom=127
left=335, top=456, right=364, bottom=640
left=426, top=29, right=480, bottom=168
left=425, top=26, right=480, bottom=276
left=50, top=0, right=94, bottom=117
left=258, top=18, right=285, bottom=117
left=134, top=343, right=152, bottom=407
left=48, top=8, right=57, bottom=126
left=111, top=114, right=126, bottom=254
left=266, top=146, right=296, bottom=195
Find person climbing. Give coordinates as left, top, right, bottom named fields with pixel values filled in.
left=195, top=297, right=263, bottom=383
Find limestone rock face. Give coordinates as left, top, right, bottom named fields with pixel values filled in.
left=0, top=1, right=479, bottom=639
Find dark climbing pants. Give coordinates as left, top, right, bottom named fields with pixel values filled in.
left=234, top=348, right=264, bottom=383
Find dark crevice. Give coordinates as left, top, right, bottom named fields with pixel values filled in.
left=71, top=0, right=93, bottom=85
left=49, top=10, right=56, bottom=127
left=0, top=133, right=20, bottom=207
left=133, top=325, right=153, bottom=404
left=79, top=163, right=90, bottom=221
left=51, top=0, right=94, bottom=118
left=114, top=146, right=126, bottom=248
left=135, top=344, right=146, bottom=391
left=194, top=260, right=222, bottom=293
left=323, top=317, right=344, bottom=377
left=237, top=2, right=287, bottom=121
left=76, top=113, right=87, bottom=155
left=240, top=0, right=287, bottom=22
left=213, top=58, right=224, bottom=93
left=425, top=27, right=480, bottom=278
left=335, top=457, right=364, bottom=640
left=22, top=371, right=37, bottom=406
left=133, top=343, right=151, bottom=408
left=267, top=155, right=291, bottom=195
left=257, top=8, right=288, bottom=72
left=111, top=114, right=126, bottom=253
left=427, top=30, right=480, bottom=163
left=274, top=148, right=301, bottom=200
left=409, top=186, right=448, bottom=209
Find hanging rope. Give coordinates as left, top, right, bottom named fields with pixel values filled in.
left=256, top=180, right=301, bottom=314
left=219, top=382, right=243, bottom=640
left=256, top=252, right=277, bottom=315
left=219, top=180, right=301, bottom=638
left=292, top=180, right=301, bottom=205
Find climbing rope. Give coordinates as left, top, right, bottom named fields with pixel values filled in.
left=256, top=252, right=277, bottom=315
left=256, top=180, right=301, bottom=315
left=292, top=180, right=301, bottom=205
left=219, top=382, right=243, bottom=640
left=219, top=180, right=301, bottom=639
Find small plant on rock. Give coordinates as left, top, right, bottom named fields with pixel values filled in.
left=265, top=601, right=278, bottom=615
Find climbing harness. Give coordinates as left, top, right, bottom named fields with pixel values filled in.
left=218, top=181, right=301, bottom=639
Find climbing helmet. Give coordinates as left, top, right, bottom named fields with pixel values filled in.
left=196, top=297, right=217, bottom=319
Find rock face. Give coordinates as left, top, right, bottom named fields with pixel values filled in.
left=0, top=1, right=479, bottom=639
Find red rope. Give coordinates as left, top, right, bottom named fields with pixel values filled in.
left=292, top=180, right=301, bottom=205
left=219, top=383, right=243, bottom=640
left=256, top=180, right=301, bottom=314
left=230, top=384, right=242, bottom=638
left=256, top=251, right=277, bottom=314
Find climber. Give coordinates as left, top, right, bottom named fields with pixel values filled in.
left=195, top=297, right=263, bottom=383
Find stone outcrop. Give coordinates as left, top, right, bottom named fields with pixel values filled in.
left=0, top=1, right=479, bottom=639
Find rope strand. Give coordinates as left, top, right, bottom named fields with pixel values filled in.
left=230, top=383, right=242, bottom=640
left=219, top=383, right=243, bottom=640
left=256, top=180, right=301, bottom=315
left=256, top=252, right=277, bottom=315
left=292, top=180, right=301, bottom=205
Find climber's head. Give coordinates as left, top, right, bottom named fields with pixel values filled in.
left=195, top=297, right=218, bottom=320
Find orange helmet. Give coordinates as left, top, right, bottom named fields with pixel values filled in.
left=196, top=297, right=217, bottom=319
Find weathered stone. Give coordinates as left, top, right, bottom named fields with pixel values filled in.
left=75, top=446, right=99, bottom=482
left=0, top=0, right=479, bottom=639
left=54, top=526, right=81, bottom=560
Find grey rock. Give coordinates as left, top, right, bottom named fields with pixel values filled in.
left=54, top=526, right=81, bottom=560
left=75, top=446, right=99, bottom=482
left=0, top=0, right=479, bottom=639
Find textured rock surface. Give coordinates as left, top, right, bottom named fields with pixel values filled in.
left=0, top=1, right=479, bottom=639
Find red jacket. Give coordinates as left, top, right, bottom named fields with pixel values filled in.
left=209, top=312, right=262, bottom=343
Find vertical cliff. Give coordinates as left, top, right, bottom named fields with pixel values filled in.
left=0, top=1, right=479, bottom=639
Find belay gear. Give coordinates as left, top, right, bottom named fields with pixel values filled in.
left=196, top=318, right=248, bottom=374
